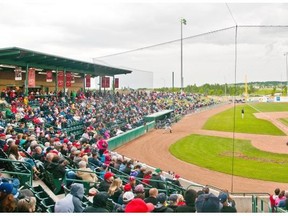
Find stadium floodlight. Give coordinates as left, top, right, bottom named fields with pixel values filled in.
left=180, top=18, right=187, bottom=91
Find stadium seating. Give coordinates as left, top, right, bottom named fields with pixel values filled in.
left=40, top=197, right=55, bottom=212
left=43, top=170, right=63, bottom=195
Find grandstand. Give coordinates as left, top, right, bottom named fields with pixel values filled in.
left=0, top=88, right=283, bottom=213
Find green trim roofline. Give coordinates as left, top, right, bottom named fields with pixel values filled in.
left=0, top=47, right=132, bottom=77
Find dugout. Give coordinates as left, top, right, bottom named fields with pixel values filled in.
left=144, top=109, right=174, bottom=123
left=0, top=47, right=131, bottom=95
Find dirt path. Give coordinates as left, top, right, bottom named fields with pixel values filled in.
left=115, top=104, right=288, bottom=193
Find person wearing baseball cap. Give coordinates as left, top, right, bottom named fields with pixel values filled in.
left=125, top=198, right=155, bottom=213
left=219, top=192, right=237, bottom=212
left=116, top=191, right=135, bottom=212
left=150, top=168, right=165, bottom=190
left=134, top=184, right=145, bottom=200
left=172, top=174, right=182, bottom=187
left=167, top=194, right=180, bottom=211
left=0, top=182, right=13, bottom=194
left=154, top=193, right=173, bottom=212
left=127, top=175, right=136, bottom=191
left=0, top=182, right=17, bottom=212
left=117, top=183, right=132, bottom=206
left=98, top=172, right=114, bottom=192
left=124, top=183, right=132, bottom=192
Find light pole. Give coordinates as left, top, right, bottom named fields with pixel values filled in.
left=180, top=18, right=187, bottom=91
left=285, top=52, right=288, bottom=96
left=172, top=71, right=175, bottom=91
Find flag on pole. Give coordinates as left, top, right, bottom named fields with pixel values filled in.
left=66, top=72, right=72, bottom=87
left=14, top=67, right=22, bottom=80
left=28, top=68, right=35, bottom=87
left=46, top=71, right=53, bottom=82
left=114, top=78, right=119, bottom=88
left=86, top=74, right=91, bottom=88
left=58, top=71, right=64, bottom=87
left=181, top=18, right=187, bottom=25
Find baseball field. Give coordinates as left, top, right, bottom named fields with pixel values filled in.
left=116, top=102, right=288, bottom=193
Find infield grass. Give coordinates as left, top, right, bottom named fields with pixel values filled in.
left=279, top=118, right=288, bottom=127
left=203, top=103, right=287, bottom=136
left=169, top=134, right=288, bottom=183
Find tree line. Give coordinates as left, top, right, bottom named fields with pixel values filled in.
left=153, top=81, right=288, bottom=96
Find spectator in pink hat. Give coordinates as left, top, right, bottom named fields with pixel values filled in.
left=134, top=184, right=145, bottom=200
left=97, top=136, right=108, bottom=157
left=128, top=175, right=137, bottom=190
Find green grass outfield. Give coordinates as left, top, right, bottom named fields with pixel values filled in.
left=203, top=103, right=288, bottom=136
left=169, top=134, right=288, bottom=182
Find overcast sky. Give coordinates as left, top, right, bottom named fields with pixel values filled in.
left=0, top=0, right=288, bottom=89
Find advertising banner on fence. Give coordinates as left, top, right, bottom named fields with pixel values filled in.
left=66, top=72, right=71, bottom=87
left=86, top=74, right=91, bottom=88
left=28, top=68, right=35, bottom=87
left=46, top=71, right=53, bottom=82
left=114, top=78, right=119, bottom=88
left=58, top=71, right=64, bottom=87
left=14, top=67, right=22, bottom=81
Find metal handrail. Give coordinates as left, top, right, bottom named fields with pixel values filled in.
left=0, top=158, right=33, bottom=186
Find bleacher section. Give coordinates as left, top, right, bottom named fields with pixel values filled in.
left=0, top=91, right=284, bottom=213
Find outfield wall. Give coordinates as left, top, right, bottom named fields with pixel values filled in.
left=247, top=96, right=288, bottom=102
left=108, top=121, right=155, bottom=150
left=274, top=96, right=288, bottom=102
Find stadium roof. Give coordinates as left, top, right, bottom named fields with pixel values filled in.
left=0, top=47, right=132, bottom=76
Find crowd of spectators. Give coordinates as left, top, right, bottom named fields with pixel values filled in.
left=0, top=88, right=221, bottom=212
left=52, top=180, right=237, bottom=213
left=0, top=89, right=217, bottom=138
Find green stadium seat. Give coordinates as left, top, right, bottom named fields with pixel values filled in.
left=46, top=205, right=55, bottom=213
left=35, top=191, right=50, bottom=202
left=40, top=197, right=55, bottom=210
left=43, top=170, right=63, bottom=195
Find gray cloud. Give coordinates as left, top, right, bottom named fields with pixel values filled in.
left=0, top=1, right=288, bottom=88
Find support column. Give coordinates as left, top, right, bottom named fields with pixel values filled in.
left=63, top=69, right=66, bottom=97
left=112, top=75, right=115, bottom=94
left=55, top=68, right=58, bottom=96
left=24, top=64, right=29, bottom=96
left=83, top=73, right=86, bottom=93
left=99, top=76, right=101, bottom=93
